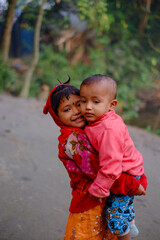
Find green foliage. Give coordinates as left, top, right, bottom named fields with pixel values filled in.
left=116, top=84, right=140, bottom=120
left=42, top=4, right=70, bottom=34
left=34, top=45, right=70, bottom=88
left=146, top=125, right=160, bottom=136
left=20, top=1, right=70, bottom=33
left=34, top=45, right=109, bottom=89
left=70, top=48, right=107, bottom=87
left=20, top=2, right=40, bottom=30
left=79, top=37, right=154, bottom=120
left=29, top=81, right=41, bottom=98
left=77, top=0, right=114, bottom=33
left=104, top=39, right=152, bottom=89
left=0, top=58, right=20, bottom=95
left=146, top=125, right=152, bottom=132
left=154, top=129, right=160, bottom=136
left=1, top=0, right=160, bottom=129
left=33, top=43, right=149, bottom=120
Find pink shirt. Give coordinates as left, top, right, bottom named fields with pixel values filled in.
left=85, top=110, right=144, bottom=198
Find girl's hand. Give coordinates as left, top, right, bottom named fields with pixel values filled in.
left=135, top=184, right=146, bottom=195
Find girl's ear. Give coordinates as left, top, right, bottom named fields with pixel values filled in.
left=109, top=99, right=117, bottom=110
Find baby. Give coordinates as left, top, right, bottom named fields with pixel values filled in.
left=80, top=74, right=147, bottom=240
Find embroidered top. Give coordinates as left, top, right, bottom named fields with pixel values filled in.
left=58, top=126, right=101, bottom=212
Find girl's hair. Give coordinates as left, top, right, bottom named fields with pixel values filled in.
left=51, top=78, right=80, bottom=116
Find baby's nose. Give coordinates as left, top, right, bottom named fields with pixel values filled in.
left=86, top=102, right=92, bottom=109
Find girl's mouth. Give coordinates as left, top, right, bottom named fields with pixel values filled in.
left=72, top=116, right=84, bottom=123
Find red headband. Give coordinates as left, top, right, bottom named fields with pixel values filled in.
left=43, top=84, right=66, bottom=127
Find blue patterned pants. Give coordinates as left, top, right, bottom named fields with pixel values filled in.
left=106, top=194, right=135, bottom=235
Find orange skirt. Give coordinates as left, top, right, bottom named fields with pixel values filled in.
left=63, top=204, right=117, bottom=240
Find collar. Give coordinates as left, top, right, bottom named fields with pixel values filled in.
left=88, top=110, right=115, bottom=126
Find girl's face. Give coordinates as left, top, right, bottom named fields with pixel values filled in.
left=58, top=94, right=86, bottom=128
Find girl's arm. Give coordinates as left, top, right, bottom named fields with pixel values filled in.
left=65, top=132, right=98, bottom=180
left=65, top=132, right=147, bottom=196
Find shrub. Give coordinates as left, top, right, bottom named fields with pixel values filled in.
left=0, top=58, right=19, bottom=95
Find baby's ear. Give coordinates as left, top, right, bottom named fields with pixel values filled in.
left=109, top=99, right=117, bottom=110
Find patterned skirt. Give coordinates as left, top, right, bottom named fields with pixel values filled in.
left=63, top=203, right=117, bottom=240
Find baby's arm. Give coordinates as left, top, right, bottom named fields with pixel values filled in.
left=135, top=173, right=147, bottom=195
left=135, top=184, right=146, bottom=195
left=111, top=173, right=147, bottom=196
left=89, top=129, right=124, bottom=198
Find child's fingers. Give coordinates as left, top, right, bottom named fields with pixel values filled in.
left=142, top=190, right=146, bottom=195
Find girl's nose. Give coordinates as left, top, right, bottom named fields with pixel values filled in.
left=73, top=106, right=80, bottom=115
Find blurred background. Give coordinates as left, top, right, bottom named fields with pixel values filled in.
left=0, top=0, right=160, bottom=133
left=0, top=1, right=160, bottom=240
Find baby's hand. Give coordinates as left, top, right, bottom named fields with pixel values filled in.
left=89, top=194, right=103, bottom=203
left=135, top=184, right=146, bottom=195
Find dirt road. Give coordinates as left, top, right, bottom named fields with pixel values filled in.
left=0, top=94, right=160, bottom=240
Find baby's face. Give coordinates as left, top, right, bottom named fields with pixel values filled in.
left=58, top=94, right=86, bottom=128
left=80, top=81, right=116, bottom=122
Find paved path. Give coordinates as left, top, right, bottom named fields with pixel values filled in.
left=0, top=94, right=160, bottom=240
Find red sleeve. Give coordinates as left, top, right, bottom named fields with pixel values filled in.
left=111, top=173, right=139, bottom=196
left=139, top=173, right=148, bottom=191
left=111, top=173, right=148, bottom=196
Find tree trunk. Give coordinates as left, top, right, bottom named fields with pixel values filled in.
left=20, top=0, right=47, bottom=98
left=139, top=0, right=152, bottom=34
left=1, top=0, right=17, bottom=62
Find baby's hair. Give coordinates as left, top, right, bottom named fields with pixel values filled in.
left=81, top=74, right=117, bottom=99
left=51, top=77, right=80, bottom=116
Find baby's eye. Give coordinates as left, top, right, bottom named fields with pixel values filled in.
left=81, top=100, right=86, bottom=103
left=94, top=100, right=100, bottom=104
left=77, top=103, right=80, bottom=107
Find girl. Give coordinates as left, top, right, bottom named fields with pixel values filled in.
left=43, top=82, right=147, bottom=240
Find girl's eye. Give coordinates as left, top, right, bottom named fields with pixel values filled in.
left=94, top=101, right=99, bottom=104
left=64, top=108, right=70, bottom=112
left=81, top=100, right=86, bottom=103
left=77, top=103, right=80, bottom=107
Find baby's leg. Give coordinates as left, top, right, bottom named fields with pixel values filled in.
left=106, top=194, right=137, bottom=239
left=130, top=219, right=139, bottom=238
left=117, top=231, right=131, bottom=240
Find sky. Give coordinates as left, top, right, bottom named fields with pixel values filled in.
left=0, top=0, right=33, bottom=7
left=0, top=0, right=6, bottom=4
left=0, top=0, right=36, bottom=16
left=0, top=0, right=7, bottom=15
left=0, top=0, right=7, bottom=7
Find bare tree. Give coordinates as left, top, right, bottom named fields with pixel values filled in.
left=20, top=0, right=47, bottom=98
left=1, top=0, right=17, bottom=62
left=139, top=0, right=152, bottom=34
